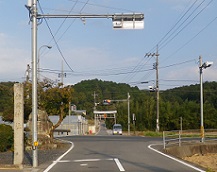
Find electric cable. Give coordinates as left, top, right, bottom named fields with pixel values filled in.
left=157, top=0, right=199, bottom=48
left=127, top=0, right=215, bottom=87
left=68, top=0, right=134, bottom=13
left=159, top=0, right=214, bottom=51
left=163, top=15, right=217, bottom=63
left=120, top=1, right=201, bottom=84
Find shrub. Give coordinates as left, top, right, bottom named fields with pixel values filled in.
left=0, top=124, right=14, bottom=152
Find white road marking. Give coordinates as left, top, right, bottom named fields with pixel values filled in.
left=114, top=158, right=125, bottom=171
left=80, top=164, right=88, bottom=166
left=74, top=159, right=102, bottom=162
left=43, top=138, right=124, bottom=172
left=43, top=140, right=74, bottom=172
left=57, top=158, right=114, bottom=163
left=148, top=144, right=206, bottom=172
left=48, top=157, right=125, bottom=171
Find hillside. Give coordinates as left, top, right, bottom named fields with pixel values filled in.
left=0, top=80, right=217, bottom=131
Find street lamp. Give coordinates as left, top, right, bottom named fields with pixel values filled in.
left=199, top=56, right=213, bottom=143
left=38, top=45, right=52, bottom=81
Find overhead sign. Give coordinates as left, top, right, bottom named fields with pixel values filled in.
left=112, top=13, right=144, bottom=30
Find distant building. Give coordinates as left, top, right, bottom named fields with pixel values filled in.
left=49, top=115, right=88, bottom=136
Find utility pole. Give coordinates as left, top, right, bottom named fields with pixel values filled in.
left=31, top=0, right=38, bottom=167
left=199, top=56, right=213, bottom=142
left=199, top=56, right=204, bottom=143
left=26, top=64, right=31, bottom=82
left=25, top=2, right=144, bottom=167
left=127, top=92, right=130, bottom=135
left=156, top=46, right=160, bottom=132
left=145, top=45, right=160, bottom=132
left=61, top=61, right=64, bottom=87
left=58, top=61, right=66, bottom=88
left=93, top=91, right=98, bottom=110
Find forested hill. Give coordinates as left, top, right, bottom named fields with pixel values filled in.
left=0, top=80, right=217, bottom=131
left=73, top=79, right=140, bottom=101
left=162, top=81, right=217, bottom=108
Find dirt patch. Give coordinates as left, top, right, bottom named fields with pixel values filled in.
left=184, top=153, right=217, bottom=172
left=163, top=142, right=217, bottom=172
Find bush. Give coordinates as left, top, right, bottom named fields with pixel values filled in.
left=0, top=124, right=14, bottom=152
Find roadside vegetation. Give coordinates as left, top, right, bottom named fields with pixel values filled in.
left=0, top=79, right=217, bottom=151
left=0, top=124, right=13, bottom=152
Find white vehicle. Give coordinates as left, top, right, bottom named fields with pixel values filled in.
left=113, top=124, right=122, bottom=135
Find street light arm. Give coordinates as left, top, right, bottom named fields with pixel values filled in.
left=201, top=61, right=213, bottom=69
left=38, top=45, right=52, bottom=64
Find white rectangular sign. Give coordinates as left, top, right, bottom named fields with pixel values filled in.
left=112, top=13, right=144, bottom=30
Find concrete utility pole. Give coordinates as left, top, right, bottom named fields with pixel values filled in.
left=93, top=91, right=98, bottom=110
left=199, top=56, right=213, bottom=142
left=145, top=45, right=160, bottom=132
left=58, top=61, right=66, bottom=88
left=128, top=92, right=130, bottom=135
left=26, top=64, right=30, bottom=82
left=156, top=46, right=160, bottom=132
left=199, top=56, right=204, bottom=143
left=31, top=0, right=38, bottom=167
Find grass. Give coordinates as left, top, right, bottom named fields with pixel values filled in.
left=143, top=131, right=162, bottom=137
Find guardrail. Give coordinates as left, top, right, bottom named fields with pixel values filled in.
left=163, top=129, right=217, bottom=149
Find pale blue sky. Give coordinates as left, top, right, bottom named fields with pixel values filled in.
left=0, top=0, right=216, bottom=90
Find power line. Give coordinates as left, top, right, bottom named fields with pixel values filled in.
left=37, top=0, right=90, bottom=72
left=159, top=59, right=197, bottom=70
left=68, top=0, right=134, bottom=13
left=120, top=0, right=201, bottom=83
left=38, top=1, right=74, bottom=72
left=159, top=0, right=214, bottom=51
left=126, top=0, right=214, bottom=85
left=40, top=66, right=154, bottom=77
left=157, top=0, right=199, bottom=48
left=163, top=15, right=217, bottom=63
left=39, top=58, right=197, bottom=78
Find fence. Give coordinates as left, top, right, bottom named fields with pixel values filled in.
left=163, top=129, right=217, bottom=149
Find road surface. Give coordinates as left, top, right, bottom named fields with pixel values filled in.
left=44, top=123, right=204, bottom=172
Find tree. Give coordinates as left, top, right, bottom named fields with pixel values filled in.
left=40, top=85, right=74, bottom=140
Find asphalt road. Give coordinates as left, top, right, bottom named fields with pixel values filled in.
left=44, top=123, right=205, bottom=172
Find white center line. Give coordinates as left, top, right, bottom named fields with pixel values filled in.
left=114, top=158, right=125, bottom=171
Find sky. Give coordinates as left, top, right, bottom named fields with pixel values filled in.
left=0, top=0, right=216, bottom=90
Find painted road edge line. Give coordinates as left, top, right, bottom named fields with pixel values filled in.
left=43, top=139, right=74, bottom=172
left=148, top=144, right=206, bottom=172
left=114, top=158, right=125, bottom=172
